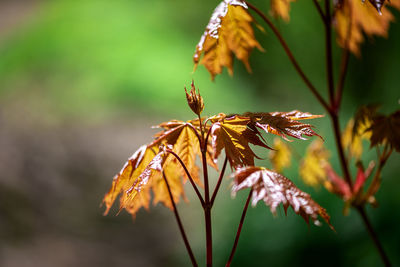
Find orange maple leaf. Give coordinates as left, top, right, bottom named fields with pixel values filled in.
left=334, top=0, right=400, bottom=56
left=270, top=0, right=296, bottom=22
left=210, top=114, right=271, bottom=168
left=193, top=0, right=263, bottom=80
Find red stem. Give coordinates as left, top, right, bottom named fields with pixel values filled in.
left=246, top=1, right=331, bottom=112
left=199, top=117, right=213, bottom=267
left=210, top=156, right=228, bottom=207
left=324, top=0, right=335, bottom=106
left=166, top=149, right=205, bottom=207
left=226, top=189, right=253, bottom=267
left=162, top=172, right=199, bottom=267
left=356, top=206, right=391, bottom=267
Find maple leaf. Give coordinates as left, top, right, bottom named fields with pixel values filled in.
left=334, top=0, right=400, bottom=56
left=269, top=137, right=292, bottom=172
left=210, top=114, right=271, bottom=168
left=369, top=110, right=400, bottom=152
left=121, top=147, right=186, bottom=215
left=342, top=118, right=371, bottom=160
left=102, top=145, right=156, bottom=215
left=151, top=119, right=217, bottom=181
left=232, top=166, right=333, bottom=229
left=351, top=105, right=400, bottom=152
left=244, top=110, right=323, bottom=141
left=193, top=0, right=263, bottom=80
left=299, top=140, right=330, bottom=187
left=270, top=0, right=296, bottom=22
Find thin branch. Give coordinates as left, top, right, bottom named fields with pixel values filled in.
left=334, top=49, right=350, bottom=110
left=166, top=149, right=205, bottom=207
left=331, top=115, right=353, bottom=188
left=324, top=0, right=335, bottom=106
left=162, top=172, right=199, bottom=267
left=210, top=156, right=228, bottom=207
left=186, top=122, right=203, bottom=149
left=313, top=0, right=326, bottom=23
left=225, top=189, right=253, bottom=267
left=335, top=0, right=352, bottom=110
left=356, top=206, right=391, bottom=267
left=246, top=1, right=331, bottom=112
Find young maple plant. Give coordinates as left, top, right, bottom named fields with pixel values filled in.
left=103, top=82, right=333, bottom=266
left=191, top=0, right=400, bottom=266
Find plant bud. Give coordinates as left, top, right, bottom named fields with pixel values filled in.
left=185, top=81, right=204, bottom=115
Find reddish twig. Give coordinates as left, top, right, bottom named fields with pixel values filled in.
left=356, top=206, right=391, bottom=267
left=166, top=149, right=205, bottom=207
left=324, top=0, right=335, bottom=106
left=210, top=156, right=228, bottom=207
left=162, top=172, right=199, bottom=267
left=226, top=189, right=253, bottom=267
left=246, top=1, right=330, bottom=112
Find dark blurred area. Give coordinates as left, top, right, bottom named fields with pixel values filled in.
left=0, top=0, right=399, bottom=266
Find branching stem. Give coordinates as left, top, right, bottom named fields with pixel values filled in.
left=162, top=172, right=198, bottom=267
left=246, top=1, right=330, bottom=111
left=211, top=156, right=228, bottom=207
left=166, top=149, right=205, bottom=206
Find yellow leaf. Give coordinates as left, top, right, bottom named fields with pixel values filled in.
left=299, top=140, right=330, bottom=187
left=269, top=137, right=292, bottom=172
left=270, top=0, right=295, bottom=22
left=342, top=118, right=371, bottom=159
left=193, top=0, right=263, bottom=80
left=334, top=0, right=399, bottom=56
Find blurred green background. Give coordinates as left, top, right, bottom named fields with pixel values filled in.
left=0, top=0, right=399, bottom=266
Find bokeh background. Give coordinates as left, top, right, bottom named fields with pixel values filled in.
left=0, top=0, right=399, bottom=266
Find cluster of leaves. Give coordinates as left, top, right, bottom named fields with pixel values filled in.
left=193, top=0, right=400, bottom=78
left=103, top=82, right=332, bottom=228
left=299, top=105, right=399, bottom=213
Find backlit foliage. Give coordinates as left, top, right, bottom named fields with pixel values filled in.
left=193, top=0, right=263, bottom=80
left=103, top=83, right=329, bottom=228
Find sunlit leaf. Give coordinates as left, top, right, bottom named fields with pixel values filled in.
left=232, top=166, right=333, bottom=229
left=334, top=0, right=399, bottom=56
left=270, top=0, right=296, bottom=21
left=299, top=140, right=330, bottom=187
left=245, top=110, right=323, bottom=141
left=210, top=114, right=271, bottom=168
left=193, top=0, right=263, bottom=80
left=269, top=137, right=292, bottom=172
left=151, top=119, right=207, bottom=184
left=102, top=145, right=156, bottom=215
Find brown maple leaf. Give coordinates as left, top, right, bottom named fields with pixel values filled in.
left=232, top=166, right=333, bottom=229
left=270, top=0, right=296, bottom=22
left=334, top=0, right=400, bottom=56
left=369, top=110, right=400, bottom=152
left=193, top=0, right=263, bottom=80
left=244, top=110, right=323, bottom=141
